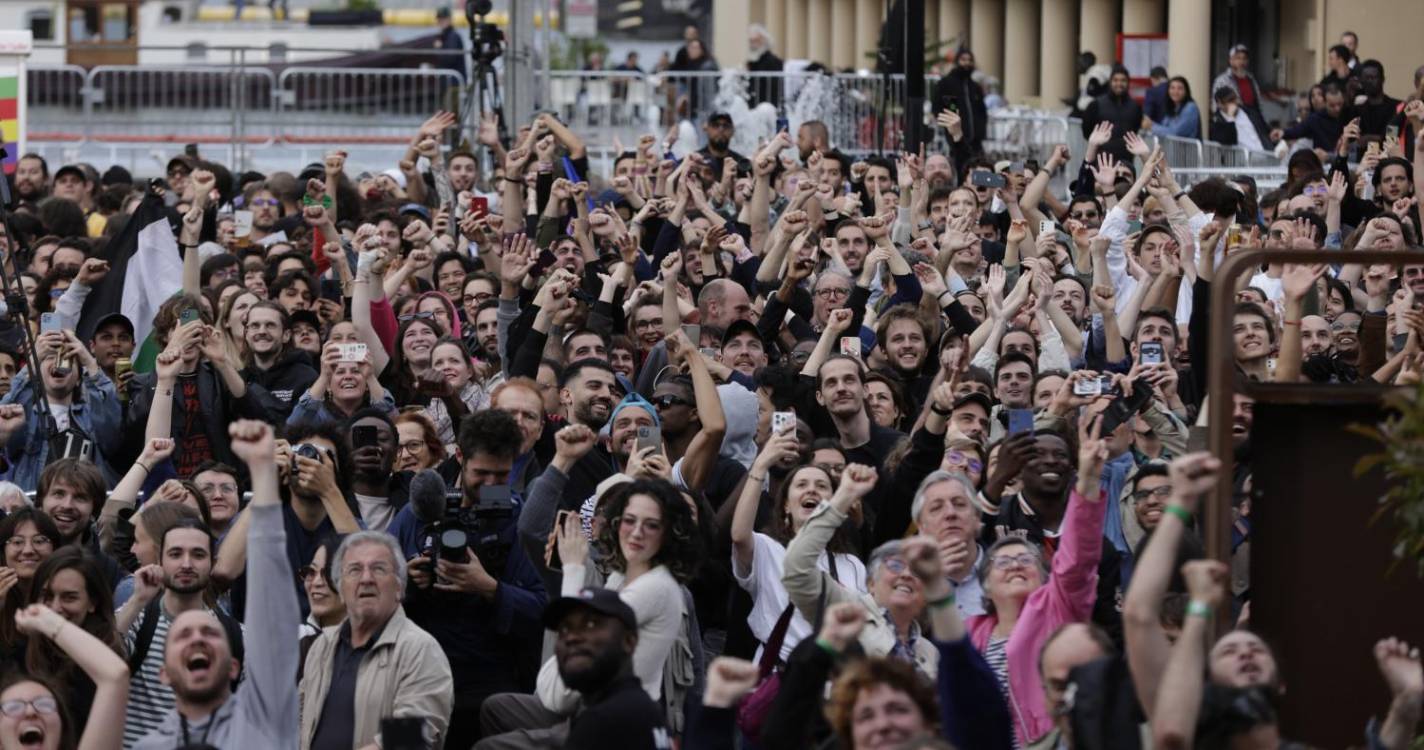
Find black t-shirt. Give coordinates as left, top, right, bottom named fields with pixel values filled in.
left=565, top=674, right=672, bottom=750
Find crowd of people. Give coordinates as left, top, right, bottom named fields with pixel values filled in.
left=1, top=37, right=1423, bottom=749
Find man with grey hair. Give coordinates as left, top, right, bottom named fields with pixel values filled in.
left=747, top=23, right=784, bottom=109
left=300, top=530, right=454, bottom=750
left=908, top=470, right=987, bottom=617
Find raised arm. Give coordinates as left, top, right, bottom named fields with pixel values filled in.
left=16, top=604, right=129, bottom=750
left=100, top=437, right=173, bottom=553
left=1274, top=263, right=1328, bottom=383
left=799, top=308, right=854, bottom=378
left=781, top=464, right=878, bottom=618
left=731, top=429, right=797, bottom=575
left=1373, top=637, right=1424, bottom=750
left=181, top=170, right=216, bottom=295
left=1123, top=451, right=1217, bottom=719
left=665, top=329, right=726, bottom=489
left=1151, top=559, right=1231, bottom=749
left=144, top=344, right=183, bottom=443
left=226, top=419, right=301, bottom=734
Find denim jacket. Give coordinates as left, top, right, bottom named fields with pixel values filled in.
left=0, top=366, right=122, bottom=490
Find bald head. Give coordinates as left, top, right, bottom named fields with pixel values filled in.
left=1300, top=314, right=1331, bottom=357
left=697, top=278, right=752, bottom=329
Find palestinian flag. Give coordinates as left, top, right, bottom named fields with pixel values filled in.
left=77, top=189, right=184, bottom=372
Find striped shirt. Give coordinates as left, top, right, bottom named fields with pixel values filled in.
left=984, top=636, right=1020, bottom=750
left=122, top=606, right=174, bottom=750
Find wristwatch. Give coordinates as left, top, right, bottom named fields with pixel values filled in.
left=916, top=220, right=934, bottom=232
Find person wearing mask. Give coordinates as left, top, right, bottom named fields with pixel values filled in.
left=299, top=531, right=454, bottom=750
left=130, top=420, right=301, bottom=750
left=541, top=588, right=673, bottom=750
left=390, top=409, right=547, bottom=750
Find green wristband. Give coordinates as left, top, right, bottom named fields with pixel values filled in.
left=927, top=592, right=957, bottom=609
left=1164, top=504, right=1193, bottom=524
left=1186, top=600, right=1212, bottom=618
left=815, top=637, right=841, bottom=656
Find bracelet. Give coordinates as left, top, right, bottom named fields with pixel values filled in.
left=1282, top=319, right=1300, bottom=326
left=136, top=461, right=151, bottom=474
left=747, top=473, right=766, bottom=483
left=937, top=290, right=954, bottom=303
left=927, top=591, right=957, bottom=609
left=502, top=176, right=524, bottom=185
left=1164, top=504, right=1193, bottom=524
left=929, top=404, right=951, bottom=416
left=1186, top=600, right=1213, bottom=618
left=814, top=637, right=841, bottom=656
left=1172, top=190, right=1187, bottom=201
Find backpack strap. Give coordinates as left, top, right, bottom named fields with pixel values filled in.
left=126, top=598, right=162, bottom=673
left=758, top=603, right=796, bottom=677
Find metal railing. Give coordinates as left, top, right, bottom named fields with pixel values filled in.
left=24, top=60, right=1288, bottom=188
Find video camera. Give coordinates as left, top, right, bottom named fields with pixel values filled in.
left=415, top=480, right=515, bottom=585
left=465, top=0, right=504, bottom=66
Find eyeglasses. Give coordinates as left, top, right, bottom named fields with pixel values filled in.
left=990, top=553, right=1039, bottom=571
left=397, top=440, right=427, bottom=455
left=297, top=565, right=329, bottom=584
left=5, top=535, right=53, bottom=551
left=398, top=312, right=436, bottom=323
left=633, top=318, right=665, bottom=330
left=653, top=393, right=690, bottom=409
left=1069, top=211, right=1100, bottom=221
left=879, top=558, right=908, bottom=575
left=1131, top=486, right=1173, bottom=502
left=944, top=450, right=983, bottom=474
left=814, top=287, right=851, bottom=300
left=197, top=482, right=238, bottom=496
left=1303, top=185, right=1328, bottom=196
left=342, top=562, right=394, bottom=579
left=250, top=198, right=280, bottom=208
left=0, top=697, right=58, bottom=717
left=1331, top=321, right=1360, bottom=333
left=463, top=293, right=494, bottom=306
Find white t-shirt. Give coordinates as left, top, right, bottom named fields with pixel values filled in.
left=733, top=532, right=867, bottom=663
left=354, top=493, right=394, bottom=532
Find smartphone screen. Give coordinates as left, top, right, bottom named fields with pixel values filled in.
left=1140, top=342, right=1165, bottom=365
left=39, top=313, right=61, bottom=333
left=1007, top=408, right=1034, bottom=436
left=535, top=249, right=558, bottom=271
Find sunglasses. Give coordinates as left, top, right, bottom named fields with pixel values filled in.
left=250, top=198, right=280, bottom=208
left=398, top=312, right=436, bottom=323
left=653, top=393, right=690, bottom=409
left=944, top=450, right=984, bottom=474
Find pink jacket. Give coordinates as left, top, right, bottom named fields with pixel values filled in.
left=967, top=488, right=1106, bottom=745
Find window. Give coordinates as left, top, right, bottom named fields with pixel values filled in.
left=25, top=10, right=54, bottom=41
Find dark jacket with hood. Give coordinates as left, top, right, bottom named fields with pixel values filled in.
left=120, top=362, right=283, bottom=475
left=934, top=67, right=989, bottom=151
left=241, top=349, right=318, bottom=419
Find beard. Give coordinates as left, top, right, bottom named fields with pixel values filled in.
left=166, top=573, right=209, bottom=595
left=560, top=645, right=626, bottom=692
left=574, top=399, right=611, bottom=430
left=709, top=136, right=731, bottom=151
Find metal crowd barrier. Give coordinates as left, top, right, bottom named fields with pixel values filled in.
left=24, top=62, right=1288, bottom=190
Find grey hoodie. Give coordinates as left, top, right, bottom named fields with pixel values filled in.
left=132, top=504, right=299, bottom=750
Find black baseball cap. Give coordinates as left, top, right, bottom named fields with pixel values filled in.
left=101, top=166, right=134, bottom=187
left=91, top=313, right=135, bottom=340
left=165, top=155, right=195, bottom=175
left=541, top=587, right=638, bottom=632
left=952, top=391, right=993, bottom=415
left=707, top=112, right=733, bottom=126
left=721, top=319, right=759, bottom=347
left=54, top=164, right=88, bottom=184
left=289, top=309, right=321, bottom=331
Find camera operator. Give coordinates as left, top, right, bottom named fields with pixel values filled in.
left=387, top=408, right=547, bottom=750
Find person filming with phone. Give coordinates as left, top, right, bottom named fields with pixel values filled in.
left=387, top=408, right=547, bottom=750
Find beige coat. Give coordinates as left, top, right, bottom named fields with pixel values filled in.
left=299, top=606, right=454, bottom=750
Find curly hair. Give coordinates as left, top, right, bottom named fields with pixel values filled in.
left=594, top=479, right=702, bottom=583
left=825, top=657, right=939, bottom=746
